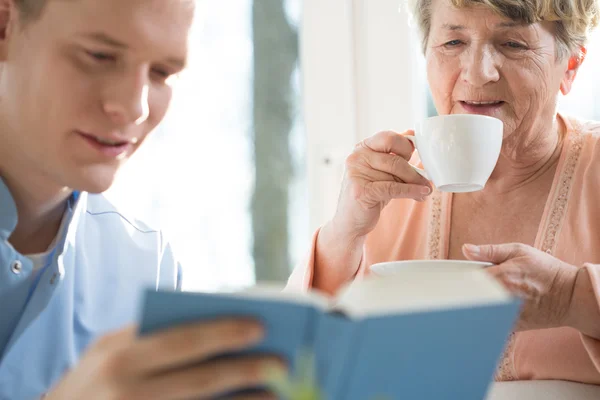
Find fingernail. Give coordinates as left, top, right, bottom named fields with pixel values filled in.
left=421, top=186, right=432, bottom=195
left=464, top=244, right=479, bottom=255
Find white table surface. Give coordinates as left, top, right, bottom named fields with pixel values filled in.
left=486, top=380, right=600, bottom=400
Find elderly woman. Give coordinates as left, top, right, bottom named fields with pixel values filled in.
left=290, top=0, right=600, bottom=384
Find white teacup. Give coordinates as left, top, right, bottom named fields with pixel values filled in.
left=405, top=114, right=503, bottom=193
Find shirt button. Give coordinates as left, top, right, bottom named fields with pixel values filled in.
left=10, top=260, right=23, bottom=274
left=50, top=272, right=60, bottom=285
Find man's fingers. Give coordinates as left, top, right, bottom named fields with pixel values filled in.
left=229, top=392, right=279, bottom=400
left=126, top=356, right=285, bottom=400
left=125, top=319, right=264, bottom=375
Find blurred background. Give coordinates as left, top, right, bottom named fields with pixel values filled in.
left=105, top=0, right=600, bottom=292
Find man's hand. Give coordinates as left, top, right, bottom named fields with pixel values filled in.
left=45, top=319, right=285, bottom=400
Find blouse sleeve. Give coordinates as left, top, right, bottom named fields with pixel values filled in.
left=580, top=263, right=600, bottom=373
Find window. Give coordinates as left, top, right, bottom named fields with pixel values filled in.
left=106, top=0, right=307, bottom=292
left=558, top=28, right=600, bottom=120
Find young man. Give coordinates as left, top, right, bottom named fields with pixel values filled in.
left=0, top=0, right=281, bottom=398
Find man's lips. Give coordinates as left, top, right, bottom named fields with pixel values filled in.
left=77, top=131, right=139, bottom=146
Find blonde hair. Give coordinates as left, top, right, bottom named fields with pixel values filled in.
left=408, top=0, right=600, bottom=59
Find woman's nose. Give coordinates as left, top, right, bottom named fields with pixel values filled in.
left=461, top=46, right=500, bottom=87
left=102, top=72, right=150, bottom=126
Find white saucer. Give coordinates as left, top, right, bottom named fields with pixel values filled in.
left=370, top=259, right=494, bottom=276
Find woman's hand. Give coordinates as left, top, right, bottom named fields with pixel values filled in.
left=463, top=243, right=578, bottom=332
left=45, top=319, right=284, bottom=400
left=331, top=130, right=432, bottom=241
left=312, top=130, right=432, bottom=295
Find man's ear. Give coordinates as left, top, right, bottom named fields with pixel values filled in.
left=560, top=47, right=586, bottom=95
left=0, top=0, right=17, bottom=62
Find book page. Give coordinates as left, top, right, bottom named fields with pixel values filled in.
left=231, top=281, right=332, bottom=310
left=332, top=269, right=513, bottom=318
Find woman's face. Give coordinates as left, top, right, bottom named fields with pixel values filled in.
left=425, top=0, right=580, bottom=142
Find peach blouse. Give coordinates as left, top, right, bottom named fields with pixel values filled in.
left=289, top=114, right=600, bottom=383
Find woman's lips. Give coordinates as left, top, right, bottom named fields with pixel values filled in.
left=459, top=100, right=505, bottom=115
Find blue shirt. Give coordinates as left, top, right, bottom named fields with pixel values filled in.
left=0, top=179, right=181, bottom=399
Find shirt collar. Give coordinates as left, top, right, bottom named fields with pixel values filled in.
left=0, top=177, right=85, bottom=247
left=0, top=178, right=18, bottom=241
left=63, top=191, right=86, bottom=249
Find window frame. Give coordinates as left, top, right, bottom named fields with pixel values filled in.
left=302, top=0, right=427, bottom=232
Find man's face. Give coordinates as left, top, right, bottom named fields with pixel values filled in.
left=0, top=0, right=194, bottom=193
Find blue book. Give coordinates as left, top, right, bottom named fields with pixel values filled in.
left=138, top=269, right=520, bottom=400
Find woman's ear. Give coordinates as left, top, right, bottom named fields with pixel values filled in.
left=560, top=47, right=586, bottom=96
left=0, top=0, right=17, bottom=62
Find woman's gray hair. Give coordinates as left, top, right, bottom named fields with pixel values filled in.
left=407, top=0, right=600, bottom=59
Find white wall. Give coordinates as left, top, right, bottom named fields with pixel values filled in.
left=302, top=0, right=427, bottom=232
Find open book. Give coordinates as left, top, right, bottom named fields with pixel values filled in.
left=138, top=267, right=520, bottom=400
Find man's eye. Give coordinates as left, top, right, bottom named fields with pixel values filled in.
left=86, top=51, right=116, bottom=62
left=152, top=68, right=171, bottom=78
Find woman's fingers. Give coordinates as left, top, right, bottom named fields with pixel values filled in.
left=361, top=181, right=432, bottom=204
left=360, top=130, right=415, bottom=160
left=361, top=152, right=430, bottom=187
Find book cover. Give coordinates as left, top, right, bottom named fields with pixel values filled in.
left=138, top=280, right=520, bottom=400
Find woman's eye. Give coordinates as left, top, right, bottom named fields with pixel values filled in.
left=505, top=41, right=526, bottom=49
left=444, top=40, right=463, bottom=47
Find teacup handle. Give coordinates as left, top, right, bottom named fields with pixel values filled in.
left=403, top=136, right=430, bottom=180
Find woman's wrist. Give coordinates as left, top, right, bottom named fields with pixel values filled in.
left=326, top=216, right=367, bottom=251
left=565, top=267, right=600, bottom=339
left=313, top=219, right=366, bottom=295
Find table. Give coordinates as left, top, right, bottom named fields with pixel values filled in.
left=486, top=380, right=600, bottom=400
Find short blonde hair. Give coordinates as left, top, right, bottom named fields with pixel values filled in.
left=408, top=0, right=600, bottom=59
